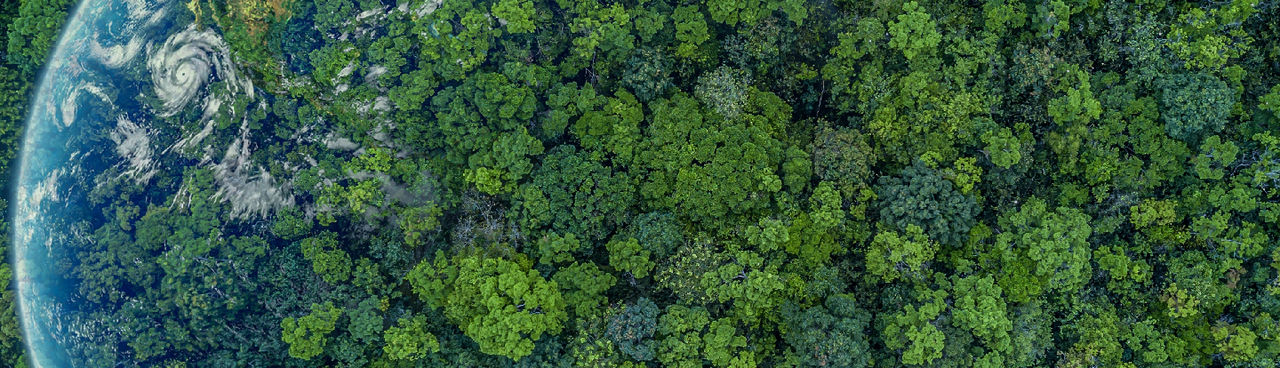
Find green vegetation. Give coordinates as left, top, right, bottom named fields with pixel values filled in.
left=4, top=0, right=1280, bottom=366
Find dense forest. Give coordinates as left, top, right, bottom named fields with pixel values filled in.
left=6, top=0, right=1280, bottom=366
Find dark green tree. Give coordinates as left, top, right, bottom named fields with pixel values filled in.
left=519, top=145, right=633, bottom=241
left=1159, top=73, right=1234, bottom=142
left=876, top=161, right=979, bottom=246
left=781, top=294, right=872, bottom=368
left=605, top=297, right=660, bottom=361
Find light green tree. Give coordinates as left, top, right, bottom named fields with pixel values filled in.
left=382, top=315, right=440, bottom=361
left=951, top=275, right=1013, bottom=357
left=552, top=261, right=616, bottom=318
left=407, top=253, right=567, bottom=361
left=299, top=233, right=353, bottom=284
left=491, top=0, right=534, bottom=33
left=608, top=237, right=655, bottom=279
left=882, top=289, right=947, bottom=365
left=888, top=2, right=941, bottom=61
left=1047, top=66, right=1101, bottom=127
left=982, top=127, right=1022, bottom=168
left=866, top=225, right=936, bottom=282
left=1212, top=323, right=1259, bottom=363
left=703, top=318, right=753, bottom=367
left=535, top=232, right=582, bottom=266
left=994, top=197, right=1093, bottom=302
left=673, top=5, right=709, bottom=60
left=281, top=302, right=342, bottom=360
left=657, top=304, right=711, bottom=368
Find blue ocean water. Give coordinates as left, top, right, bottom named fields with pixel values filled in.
left=13, top=0, right=212, bottom=365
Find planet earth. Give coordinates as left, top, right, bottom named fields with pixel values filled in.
left=15, top=0, right=297, bottom=365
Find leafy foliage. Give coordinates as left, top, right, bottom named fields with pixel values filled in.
left=888, top=2, right=941, bottom=61
left=993, top=198, right=1093, bottom=302
left=608, top=237, right=654, bottom=279
left=866, top=224, right=936, bottom=282
left=281, top=302, right=342, bottom=360
left=7, top=0, right=1280, bottom=366
left=605, top=298, right=659, bottom=361
left=781, top=294, right=872, bottom=368
left=520, top=145, right=632, bottom=241
left=382, top=314, right=440, bottom=361
left=1159, top=73, right=1234, bottom=142
left=876, top=161, right=979, bottom=246
left=407, top=253, right=567, bottom=361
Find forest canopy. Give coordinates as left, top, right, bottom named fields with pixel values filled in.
left=2, top=0, right=1280, bottom=367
